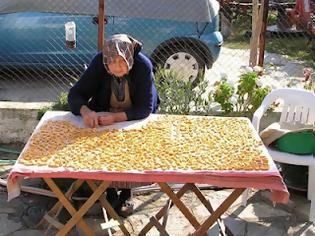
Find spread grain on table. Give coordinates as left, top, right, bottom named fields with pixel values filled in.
left=19, top=115, right=269, bottom=171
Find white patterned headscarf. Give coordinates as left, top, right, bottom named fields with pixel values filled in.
left=103, top=34, right=142, bottom=72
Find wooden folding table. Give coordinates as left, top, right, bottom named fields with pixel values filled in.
left=7, top=111, right=289, bottom=236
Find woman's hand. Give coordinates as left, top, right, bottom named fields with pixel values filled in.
left=80, top=105, right=98, bottom=128
left=98, top=113, right=116, bottom=126
left=98, top=112, right=128, bottom=126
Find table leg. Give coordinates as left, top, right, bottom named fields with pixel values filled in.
left=44, top=178, right=93, bottom=235
left=139, top=183, right=243, bottom=236
left=139, top=183, right=191, bottom=235
left=150, top=216, right=170, bottom=236
left=189, top=184, right=234, bottom=236
left=193, top=188, right=245, bottom=236
left=56, top=180, right=110, bottom=236
left=158, top=183, right=205, bottom=234
left=37, top=179, right=84, bottom=231
left=86, top=180, right=131, bottom=236
left=161, top=199, right=171, bottom=229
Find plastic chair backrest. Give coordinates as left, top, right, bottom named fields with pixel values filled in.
left=252, top=88, right=315, bottom=131
left=247, top=88, right=315, bottom=223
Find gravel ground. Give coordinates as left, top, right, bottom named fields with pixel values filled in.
left=0, top=47, right=306, bottom=103
left=206, top=47, right=305, bottom=89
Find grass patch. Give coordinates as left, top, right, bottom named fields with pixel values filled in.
left=224, top=30, right=314, bottom=67
left=37, top=92, right=70, bottom=120
left=224, top=35, right=250, bottom=49
left=266, top=37, right=315, bottom=67
left=222, top=10, right=314, bottom=67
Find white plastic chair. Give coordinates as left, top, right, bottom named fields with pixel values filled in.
left=241, top=88, right=315, bottom=222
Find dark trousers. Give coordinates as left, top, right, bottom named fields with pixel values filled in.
left=106, top=188, right=131, bottom=209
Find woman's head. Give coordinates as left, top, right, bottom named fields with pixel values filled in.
left=103, top=34, right=142, bottom=77
left=107, top=55, right=129, bottom=77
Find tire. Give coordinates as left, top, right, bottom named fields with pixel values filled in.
left=152, top=40, right=206, bottom=87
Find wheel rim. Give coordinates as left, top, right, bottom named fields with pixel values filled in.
left=164, top=52, right=199, bottom=83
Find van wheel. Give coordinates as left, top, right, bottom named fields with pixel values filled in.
left=152, top=42, right=206, bottom=87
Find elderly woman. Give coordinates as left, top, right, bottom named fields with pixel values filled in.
left=68, top=34, right=160, bottom=217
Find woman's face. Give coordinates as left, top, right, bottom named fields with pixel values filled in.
left=107, top=55, right=128, bottom=77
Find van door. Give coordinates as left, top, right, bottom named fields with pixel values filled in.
left=0, top=12, right=112, bottom=69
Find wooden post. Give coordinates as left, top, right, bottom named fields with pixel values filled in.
left=98, top=0, right=105, bottom=51
left=258, top=0, right=269, bottom=67
left=249, top=0, right=265, bottom=67
left=249, top=0, right=259, bottom=66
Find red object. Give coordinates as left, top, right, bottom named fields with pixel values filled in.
left=8, top=169, right=289, bottom=203
left=303, top=68, right=313, bottom=82
left=287, top=0, right=315, bottom=35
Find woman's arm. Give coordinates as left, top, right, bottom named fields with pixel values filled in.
left=123, top=55, right=156, bottom=120
left=68, top=53, right=103, bottom=115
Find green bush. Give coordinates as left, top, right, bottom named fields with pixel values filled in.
left=267, top=11, right=278, bottom=26
left=37, top=92, right=70, bottom=120
left=213, top=80, right=234, bottom=113
left=154, top=67, right=213, bottom=115
left=214, top=72, right=271, bottom=118
left=38, top=69, right=214, bottom=119
left=38, top=71, right=271, bottom=120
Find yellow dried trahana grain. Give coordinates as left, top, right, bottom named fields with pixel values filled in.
left=19, top=116, right=269, bottom=171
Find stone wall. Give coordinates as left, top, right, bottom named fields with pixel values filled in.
left=0, top=102, right=52, bottom=143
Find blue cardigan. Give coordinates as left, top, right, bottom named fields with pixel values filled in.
left=68, top=52, right=159, bottom=120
